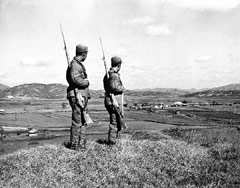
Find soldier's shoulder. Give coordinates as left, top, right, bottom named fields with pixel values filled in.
left=110, top=72, right=120, bottom=79
left=71, top=59, right=78, bottom=65
left=71, top=59, right=83, bottom=68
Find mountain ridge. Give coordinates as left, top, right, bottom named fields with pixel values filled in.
left=183, top=83, right=240, bottom=97
left=0, top=83, right=9, bottom=90
left=1, top=83, right=240, bottom=99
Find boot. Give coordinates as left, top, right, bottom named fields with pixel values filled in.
left=116, top=131, right=121, bottom=139
left=108, top=124, right=117, bottom=145
left=70, top=140, right=79, bottom=150
left=77, top=125, right=87, bottom=151
left=69, top=124, right=80, bottom=151
left=77, top=139, right=87, bottom=151
left=63, top=140, right=72, bottom=149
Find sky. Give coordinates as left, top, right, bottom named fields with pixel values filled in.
left=1, top=0, right=240, bottom=90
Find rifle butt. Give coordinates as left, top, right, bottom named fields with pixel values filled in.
left=116, top=111, right=127, bottom=131
left=83, top=111, right=94, bottom=125
left=120, top=119, right=127, bottom=131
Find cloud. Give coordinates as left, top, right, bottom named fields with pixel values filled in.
left=112, top=47, right=129, bottom=57
left=229, top=53, right=240, bottom=64
left=138, top=0, right=240, bottom=12
left=0, top=71, right=5, bottom=77
left=2, top=59, right=67, bottom=87
left=195, top=56, right=213, bottom=62
left=124, top=16, right=154, bottom=25
left=167, top=0, right=240, bottom=12
left=20, top=61, right=47, bottom=67
left=125, top=65, right=155, bottom=74
left=146, top=24, right=171, bottom=36
left=19, top=57, right=48, bottom=67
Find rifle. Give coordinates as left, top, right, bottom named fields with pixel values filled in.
left=60, top=24, right=93, bottom=125
left=99, top=37, right=127, bottom=131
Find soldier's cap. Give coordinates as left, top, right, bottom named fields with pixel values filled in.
left=111, top=56, right=123, bottom=67
left=76, top=44, right=88, bottom=55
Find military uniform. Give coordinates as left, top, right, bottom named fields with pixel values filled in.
left=103, top=56, right=125, bottom=144
left=66, top=44, right=90, bottom=150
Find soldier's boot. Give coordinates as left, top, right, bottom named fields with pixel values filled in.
left=69, top=125, right=80, bottom=151
left=63, top=140, right=72, bottom=149
left=116, top=131, right=121, bottom=139
left=77, top=125, right=87, bottom=151
left=70, top=140, right=79, bottom=150
left=108, top=124, right=118, bottom=145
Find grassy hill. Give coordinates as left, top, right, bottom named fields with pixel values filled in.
left=0, top=129, right=239, bottom=188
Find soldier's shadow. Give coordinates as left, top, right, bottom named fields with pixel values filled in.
left=96, top=138, right=115, bottom=146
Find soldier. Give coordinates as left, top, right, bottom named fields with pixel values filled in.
left=103, top=56, right=126, bottom=144
left=65, top=44, right=90, bottom=151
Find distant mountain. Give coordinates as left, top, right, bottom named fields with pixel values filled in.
left=183, top=84, right=240, bottom=98
left=126, top=88, right=192, bottom=97
left=0, top=83, right=104, bottom=99
left=0, top=84, right=9, bottom=90
left=0, top=83, right=67, bottom=99
left=211, top=83, right=240, bottom=91
left=0, top=83, right=195, bottom=99
left=1, top=83, right=240, bottom=99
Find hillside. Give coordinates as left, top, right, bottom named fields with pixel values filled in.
left=0, top=83, right=104, bottom=99
left=126, top=88, right=191, bottom=97
left=183, top=83, right=240, bottom=98
left=1, top=128, right=239, bottom=188
left=0, top=84, right=9, bottom=90
left=212, top=83, right=240, bottom=91
left=0, top=139, right=208, bottom=187
left=0, top=83, right=67, bottom=99
left=1, top=83, right=240, bottom=99
left=0, top=83, right=193, bottom=99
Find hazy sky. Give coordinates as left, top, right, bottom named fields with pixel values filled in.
left=1, top=0, right=240, bottom=90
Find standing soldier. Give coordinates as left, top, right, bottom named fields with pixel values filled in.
left=65, top=44, right=90, bottom=151
left=103, top=56, right=126, bottom=144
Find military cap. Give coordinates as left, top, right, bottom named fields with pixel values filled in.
left=76, top=44, right=88, bottom=55
left=111, top=56, right=122, bottom=67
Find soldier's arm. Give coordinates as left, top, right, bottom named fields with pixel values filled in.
left=70, top=63, right=89, bottom=88
left=110, top=73, right=125, bottom=95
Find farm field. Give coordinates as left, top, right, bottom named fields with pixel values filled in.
left=1, top=97, right=240, bottom=155
left=0, top=98, right=175, bottom=155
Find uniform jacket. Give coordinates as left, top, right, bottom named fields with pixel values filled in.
left=103, top=68, right=125, bottom=106
left=66, top=57, right=90, bottom=99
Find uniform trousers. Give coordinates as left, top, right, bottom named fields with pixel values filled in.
left=68, top=97, right=87, bottom=148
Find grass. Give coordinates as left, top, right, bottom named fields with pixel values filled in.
left=1, top=133, right=240, bottom=188
left=163, top=127, right=240, bottom=147
left=163, top=127, right=240, bottom=187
